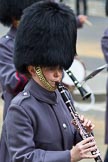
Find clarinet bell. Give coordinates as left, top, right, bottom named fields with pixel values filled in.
left=78, top=86, right=91, bottom=100
left=65, top=70, right=91, bottom=100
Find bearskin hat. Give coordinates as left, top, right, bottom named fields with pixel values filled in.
left=14, top=1, right=77, bottom=74
left=0, top=0, right=43, bottom=26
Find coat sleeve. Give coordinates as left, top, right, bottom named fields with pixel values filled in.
left=101, top=28, right=108, bottom=63
left=76, top=17, right=83, bottom=28
left=0, top=36, right=28, bottom=96
left=5, top=104, right=71, bottom=162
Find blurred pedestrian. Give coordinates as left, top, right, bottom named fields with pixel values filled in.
left=0, top=1, right=99, bottom=162
left=105, top=0, right=108, bottom=16
left=101, top=28, right=108, bottom=162
left=54, top=0, right=89, bottom=28
left=0, top=0, right=43, bottom=120
left=76, top=0, right=88, bottom=15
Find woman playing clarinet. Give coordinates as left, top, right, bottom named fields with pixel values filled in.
left=0, top=1, right=101, bottom=162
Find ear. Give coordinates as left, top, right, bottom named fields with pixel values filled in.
left=27, top=66, right=36, bottom=77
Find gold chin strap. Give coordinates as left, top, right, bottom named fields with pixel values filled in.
left=35, top=67, right=56, bottom=91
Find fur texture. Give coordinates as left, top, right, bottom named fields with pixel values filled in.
left=14, top=1, right=77, bottom=73
left=0, top=0, right=43, bottom=26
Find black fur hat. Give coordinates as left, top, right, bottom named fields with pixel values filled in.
left=0, top=0, right=43, bottom=26
left=14, top=1, right=77, bottom=74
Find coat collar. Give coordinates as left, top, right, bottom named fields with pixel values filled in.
left=25, top=79, right=59, bottom=105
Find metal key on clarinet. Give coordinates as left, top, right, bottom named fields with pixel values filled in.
left=57, top=82, right=103, bottom=162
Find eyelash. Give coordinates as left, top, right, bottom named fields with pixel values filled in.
left=44, top=67, right=63, bottom=71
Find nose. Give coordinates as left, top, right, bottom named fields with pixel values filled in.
left=54, top=69, right=62, bottom=78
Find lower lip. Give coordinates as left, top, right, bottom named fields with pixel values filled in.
left=50, top=82, right=56, bottom=87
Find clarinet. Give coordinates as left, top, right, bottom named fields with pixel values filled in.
left=57, top=82, right=103, bottom=162
left=66, top=70, right=91, bottom=100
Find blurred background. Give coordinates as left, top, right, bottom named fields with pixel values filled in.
left=64, top=1, right=108, bottom=161
left=0, top=0, right=108, bottom=161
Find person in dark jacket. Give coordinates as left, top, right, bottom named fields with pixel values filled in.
left=0, top=0, right=44, bottom=119
left=101, top=28, right=108, bottom=162
left=0, top=1, right=100, bottom=162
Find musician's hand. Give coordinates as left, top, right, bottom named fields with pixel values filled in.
left=80, top=115, right=95, bottom=133
left=71, top=115, right=95, bottom=133
left=70, top=136, right=99, bottom=162
left=77, top=15, right=88, bottom=25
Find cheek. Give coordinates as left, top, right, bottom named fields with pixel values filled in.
left=47, top=74, right=53, bottom=80
left=43, top=72, right=52, bottom=80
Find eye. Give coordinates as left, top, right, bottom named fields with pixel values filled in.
left=44, top=66, right=63, bottom=72
left=59, top=67, right=63, bottom=71
left=47, top=67, right=56, bottom=71
left=50, top=67, right=56, bottom=71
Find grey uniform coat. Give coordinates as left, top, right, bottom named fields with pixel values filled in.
left=0, top=79, right=82, bottom=162
left=0, top=26, right=28, bottom=119
left=101, top=28, right=108, bottom=144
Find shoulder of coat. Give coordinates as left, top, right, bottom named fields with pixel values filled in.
left=22, top=91, right=30, bottom=97
left=20, top=90, right=30, bottom=100
left=12, top=90, right=31, bottom=105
